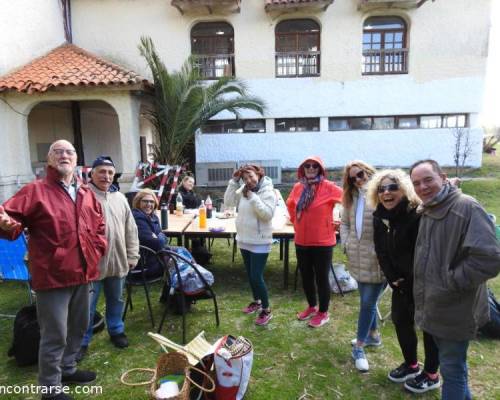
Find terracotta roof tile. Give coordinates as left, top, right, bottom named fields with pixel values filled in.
left=0, top=43, right=150, bottom=94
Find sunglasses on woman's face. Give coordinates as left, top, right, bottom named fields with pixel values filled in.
left=378, top=183, right=400, bottom=194
left=141, top=199, right=155, bottom=204
left=304, top=163, right=320, bottom=169
left=349, top=170, right=365, bottom=184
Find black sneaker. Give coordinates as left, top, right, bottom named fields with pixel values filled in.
left=404, top=372, right=440, bottom=393
left=61, top=370, right=96, bottom=385
left=75, top=346, right=87, bottom=363
left=388, top=363, right=420, bottom=383
left=110, top=333, right=129, bottom=348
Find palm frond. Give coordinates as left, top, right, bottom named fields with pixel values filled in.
left=139, top=36, right=266, bottom=164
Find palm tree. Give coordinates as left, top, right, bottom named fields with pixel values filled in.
left=139, top=36, right=266, bottom=165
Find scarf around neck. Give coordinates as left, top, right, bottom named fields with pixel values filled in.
left=296, top=175, right=323, bottom=220
left=423, top=182, right=451, bottom=208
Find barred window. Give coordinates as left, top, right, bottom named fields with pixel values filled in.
left=275, top=19, right=320, bottom=77
left=191, top=22, right=234, bottom=79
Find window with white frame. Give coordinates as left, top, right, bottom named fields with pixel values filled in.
left=328, top=114, right=468, bottom=131
left=275, top=118, right=320, bottom=132
left=362, top=16, right=408, bottom=75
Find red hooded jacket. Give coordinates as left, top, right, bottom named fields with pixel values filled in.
left=286, top=156, right=343, bottom=247
left=0, top=166, right=107, bottom=290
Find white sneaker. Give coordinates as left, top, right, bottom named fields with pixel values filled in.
left=352, top=346, right=369, bottom=372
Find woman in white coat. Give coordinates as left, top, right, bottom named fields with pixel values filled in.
left=224, top=164, right=276, bottom=326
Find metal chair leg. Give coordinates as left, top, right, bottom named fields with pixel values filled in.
left=232, top=237, right=237, bottom=263
left=143, top=283, right=155, bottom=328
left=122, top=284, right=133, bottom=321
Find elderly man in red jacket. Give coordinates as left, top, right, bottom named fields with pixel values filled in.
left=0, top=139, right=107, bottom=400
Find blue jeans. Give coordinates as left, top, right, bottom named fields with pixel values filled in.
left=82, top=277, right=126, bottom=346
left=356, top=282, right=385, bottom=343
left=433, top=336, right=472, bottom=400
left=240, top=249, right=270, bottom=309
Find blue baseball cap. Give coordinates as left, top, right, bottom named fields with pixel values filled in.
left=92, top=155, right=115, bottom=169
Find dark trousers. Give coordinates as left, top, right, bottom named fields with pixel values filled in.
left=392, top=289, right=439, bottom=373
left=295, top=245, right=333, bottom=313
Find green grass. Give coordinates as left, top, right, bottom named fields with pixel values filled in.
left=1, top=240, right=499, bottom=399
left=466, top=151, right=500, bottom=179
left=1, top=155, right=499, bottom=400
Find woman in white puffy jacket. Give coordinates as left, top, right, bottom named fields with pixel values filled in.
left=224, top=164, right=276, bottom=326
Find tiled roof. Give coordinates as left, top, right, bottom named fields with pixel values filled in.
left=0, top=43, right=150, bottom=94
left=265, top=0, right=333, bottom=9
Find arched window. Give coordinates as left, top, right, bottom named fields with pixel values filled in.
left=275, top=19, right=320, bottom=77
left=362, top=16, right=408, bottom=75
left=191, top=22, right=234, bottom=79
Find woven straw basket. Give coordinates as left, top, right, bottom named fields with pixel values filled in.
left=150, top=352, right=215, bottom=400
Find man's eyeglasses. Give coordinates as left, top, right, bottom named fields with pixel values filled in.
left=349, top=170, right=365, bottom=184
left=52, top=148, right=76, bottom=156
left=378, top=183, right=400, bottom=194
left=140, top=199, right=156, bottom=205
left=304, top=163, right=320, bottom=169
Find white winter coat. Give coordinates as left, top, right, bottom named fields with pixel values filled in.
left=224, top=176, right=276, bottom=245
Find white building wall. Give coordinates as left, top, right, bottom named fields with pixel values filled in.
left=71, top=0, right=490, bottom=83
left=0, top=0, right=65, bottom=75
left=196, top=127, right=484, bottom=169
left=69, top=0, right=490, bottom=169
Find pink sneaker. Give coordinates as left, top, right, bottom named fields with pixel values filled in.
left=255, top=310, right=273, bottom=326
left=308, top=311, right=329, bottom=328
left=297, top=306, right=318, bottom=321
left=242, top=301, right=261, bottom=314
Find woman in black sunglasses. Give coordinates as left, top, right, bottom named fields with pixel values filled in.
left=286, top=156, right=343, bottom=328
left=340, top=160, right=385, bottom=373
left=367, top=169, right=440, bottom=394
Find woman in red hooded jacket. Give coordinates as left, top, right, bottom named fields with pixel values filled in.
left=286, top=156, right=343, bottom=328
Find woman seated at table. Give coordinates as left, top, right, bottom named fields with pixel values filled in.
left=224, top=164, right=276, bottom=326
left=172, top=175, right=201, bottom=210
left=132, top=188, right=167, bottom=279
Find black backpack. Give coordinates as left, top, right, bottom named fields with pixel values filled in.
left=479, top=289, right=500, bottom=339
left=8, top=305, right=40, bottom=366
left=7, top=305, right=105, bottom=367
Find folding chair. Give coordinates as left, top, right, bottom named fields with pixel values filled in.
left=123, top=245, right=165, bottom=328
left=157, top=248, right=219, bottom=344
left=0, top=234, right=33, bottom=313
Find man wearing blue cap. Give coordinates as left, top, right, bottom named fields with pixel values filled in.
left=77, top=156, right=139, bottom=361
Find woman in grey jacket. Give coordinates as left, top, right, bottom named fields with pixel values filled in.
left=341, top=160, right=385, bottom=372
left=224, top=164, right=276, bottom=326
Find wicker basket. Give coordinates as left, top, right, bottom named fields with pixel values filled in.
left=150, top=352, right=215, bottom=400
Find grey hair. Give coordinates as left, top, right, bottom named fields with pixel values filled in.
left=48, top=139, right=75, bottom=155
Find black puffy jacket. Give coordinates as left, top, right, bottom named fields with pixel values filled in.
left=373, top=198, right=420, bottom=293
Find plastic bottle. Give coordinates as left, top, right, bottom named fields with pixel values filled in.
left=160, top=203, right=168, bottom=230
left=205, top=195, right=213, bottom=219
left=176, top=193, right=183, bottom=216
left=198, top=200, right=207, bottom=228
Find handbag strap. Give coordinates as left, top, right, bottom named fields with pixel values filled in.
left=185, top=365, right=216, bottom=393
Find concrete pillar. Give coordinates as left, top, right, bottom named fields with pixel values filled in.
left=0, top=97, right=34, bottom=202
left=320, top=117, right=329, bottom=132
left=108, top=93, right=142, bottom=180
